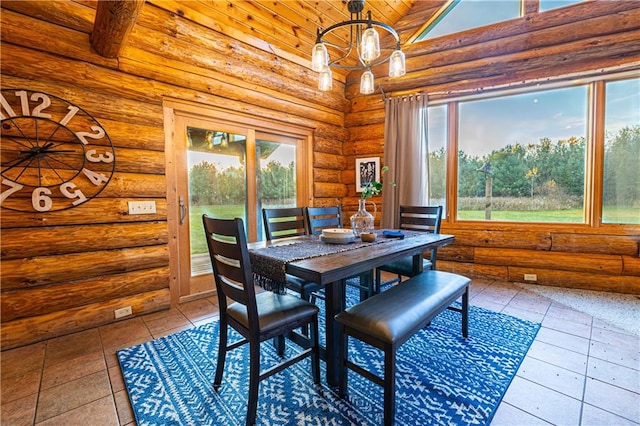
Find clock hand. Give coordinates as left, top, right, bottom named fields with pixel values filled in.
left=2, top=155, right=34, bottom=173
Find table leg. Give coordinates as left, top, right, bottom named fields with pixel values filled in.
left=324, top=278, right=345, bottom=388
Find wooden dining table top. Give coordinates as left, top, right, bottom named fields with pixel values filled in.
left=249, top=230, right=454, bottom=285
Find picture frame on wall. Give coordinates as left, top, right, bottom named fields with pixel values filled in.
left=355, top=157, right=380, bottom=192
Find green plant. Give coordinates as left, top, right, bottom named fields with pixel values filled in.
left=361, top=165, right=395, bottom=198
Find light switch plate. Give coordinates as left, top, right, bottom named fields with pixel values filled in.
left=128, top=201, right=156, bottom=215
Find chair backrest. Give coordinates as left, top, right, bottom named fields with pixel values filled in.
left=306, top=206, right=342, bottom=235
left=262, top=207, right=308, bottom=241
left=202, top=215, right=257, bottom=315
left=398, top=205, right=443, bottom=267
left=398, top=205, right=443, bottom=234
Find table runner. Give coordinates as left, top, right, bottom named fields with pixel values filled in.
left=249, top=229, right=421, bottom=293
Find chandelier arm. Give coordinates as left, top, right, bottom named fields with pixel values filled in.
left=318, top=20, right=400, bottom=44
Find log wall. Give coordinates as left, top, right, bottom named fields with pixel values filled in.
left=1, top=0, right=638, bottom=351
left=0, top=1, right=348, bottom=350
left=343, top=1, right=640, bottom=294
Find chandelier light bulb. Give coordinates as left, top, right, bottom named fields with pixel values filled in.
left=311, top=42, right=329, bottom=72
left=360, top=69, right=375, bottom=95
left=318, top=65, right=333, bottom=91
left=388, top=48, right=406, bottom=78
left=360, top=26, right=380, bottom=62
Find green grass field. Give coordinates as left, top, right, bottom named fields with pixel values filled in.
left=458, top=208, right=639, bottom=223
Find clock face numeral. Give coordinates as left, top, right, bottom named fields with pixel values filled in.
left=0, top=89, right=115, bottom=212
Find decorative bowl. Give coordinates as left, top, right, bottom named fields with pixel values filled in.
left=321, top=228, right=355, bottom=239
left=360, top=232, right=376, bottom=242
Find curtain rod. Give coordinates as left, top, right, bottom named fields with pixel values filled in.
left=378, top=65, right=640, bottom=105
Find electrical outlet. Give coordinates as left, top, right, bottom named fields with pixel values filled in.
left=128, top=201, right=157, bottom=215
left=524, top=273, right=537, bottom=282
left=114, top=306, right=133, bottom=319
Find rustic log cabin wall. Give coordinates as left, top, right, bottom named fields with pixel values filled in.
left=0, top=1, right=348, bottom=350
left=1, top=0, right=638, bottom=351
left=343, top=1, right=640, bottom=294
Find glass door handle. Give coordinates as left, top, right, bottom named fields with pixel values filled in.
left=179, top=195, right=187, bottom=225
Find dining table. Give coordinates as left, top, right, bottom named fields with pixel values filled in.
left=248, top=229, right=455, bottom=387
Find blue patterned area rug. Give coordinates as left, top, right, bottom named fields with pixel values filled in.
left=118, top=291, right=540, bottom=425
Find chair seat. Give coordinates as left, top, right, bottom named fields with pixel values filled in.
left=378, top=257, right=433, bottom=277
left=228, top=292, right=319, bottom=335
left=285, top=274, right=323, bottom=295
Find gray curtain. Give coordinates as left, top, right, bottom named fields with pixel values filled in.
left=381, top=93, right=429, bottom=228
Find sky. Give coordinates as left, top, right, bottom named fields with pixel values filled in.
left=427, top=76, right=639, bottom=158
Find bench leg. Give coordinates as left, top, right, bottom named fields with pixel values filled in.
left=462, top=287, right=469, bottom=339
left=383, top=343, right=396, bottom=426
left=338, top=324, right=348, bottom=398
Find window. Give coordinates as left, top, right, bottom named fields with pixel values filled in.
left=428, top=105, right=447, bottom=212
left=539, top=0, right=585, bottom=12
left=428, top=73, right=637, bottom=226
left=415, top=0, right=521, bottom=42
left=603, top=78, right=640, bottom=224
left=456, top=86, right=588, bottom=222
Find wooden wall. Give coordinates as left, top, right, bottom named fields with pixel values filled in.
left=343, top=1, right=640, bottom=293
left=0, top=1, right=348, bottom=350
left=1, top=0, right=639, bottom=351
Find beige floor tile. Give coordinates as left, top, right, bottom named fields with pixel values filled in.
left=35, top=395, right=118, bottom=426
left=581, top=402, right=640, bottom=426
left=591, top=326, right=640, bottom=351
left=44, top=329, right=102, bottom=367
left=535, top=327, right=591, bottom=355
left=526, top=340, right=588, bottom=375
left=99, top=317, right=151, bottom=349
left=541, top=315, right=592, bottom=338
left=1, top=393, right=37, bottom=426
left=41, top=350, right=106, bottom=390
left=114, top=389, right=135, bottom=425
left=177, top=298, right=220, bottom=323
left=501, top=305, right=546, bottom=323
left=587, top=356, right=640, bottom=393
left=502, top=377, right=582, bottom=425
left=517, top=357, right=585, bottom=399
left=546, top=303, right=593, bottom=325
left=108, top=364, right=125, bottom=393
left=151, top=323, right=195, bottom=339
left=1, top=367, right=41, bottom=403
left=35, top=370, right=111, bottom=423
left=143, top=311, right=191, bottom=336
left=1, top=342, right=46, bottom=378
left=589, top=340, right=640, bottom=370
left=583, top=377, right=640, bottom=421
left=491, top=402, right=551, bottom=425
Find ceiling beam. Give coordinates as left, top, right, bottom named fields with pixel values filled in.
left=91, top=0, right=145, bottom=58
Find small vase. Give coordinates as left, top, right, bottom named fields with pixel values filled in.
left=351, top=198, right=376, bottom=236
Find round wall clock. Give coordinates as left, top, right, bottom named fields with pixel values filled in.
left=0, top=89, right=115, bottom=212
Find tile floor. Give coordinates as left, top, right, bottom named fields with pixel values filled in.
left=1, top=278, right=639, bottom=425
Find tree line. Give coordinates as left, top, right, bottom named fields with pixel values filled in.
left=429, top=126, right=638, bottom=207
left=189, top=160, right=295, bottom=205
left=189, top=126, right=638, bottom=209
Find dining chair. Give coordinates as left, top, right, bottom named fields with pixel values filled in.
left=306, top=205, right=344, bottom=234
left=202, top=215, right=320, bottom=426
left=374, top=205, right=443, bottom=293
left=262, top=207, right=324, bottom=303
left=306, top=205, right=375, bottom=301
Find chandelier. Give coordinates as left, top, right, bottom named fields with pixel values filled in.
left=311, top=0, right=406, bottom=95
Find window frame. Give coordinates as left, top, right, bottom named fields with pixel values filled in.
left=429, top=72, right=638, bottom=230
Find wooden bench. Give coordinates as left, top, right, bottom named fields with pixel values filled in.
left=334, top=270, right=470, bottom=426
